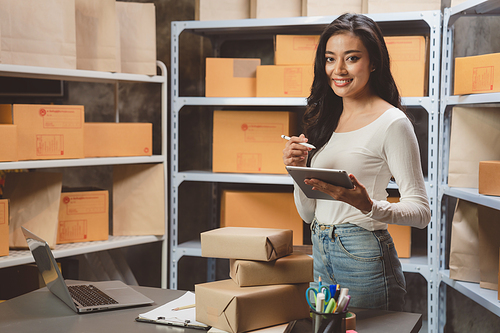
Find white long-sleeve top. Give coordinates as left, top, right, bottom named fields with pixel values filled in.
left=294, top=107, right=431, bottom=230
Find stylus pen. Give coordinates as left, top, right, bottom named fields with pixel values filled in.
left=281, top=135, right=316, bottom=149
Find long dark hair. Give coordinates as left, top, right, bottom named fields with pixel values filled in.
left=304, top=13, right=403, bottom=164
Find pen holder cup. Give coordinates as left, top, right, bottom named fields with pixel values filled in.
left=311, top=310, right=346, bottom=333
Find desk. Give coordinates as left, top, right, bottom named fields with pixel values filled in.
left=0, top=284, right=421, bottom=333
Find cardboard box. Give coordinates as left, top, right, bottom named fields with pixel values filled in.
left=57, top=188, right=109, bottom=244
left=0, top=199, right=9, bottom=257
left=230, top=252, right=313, bottom=286
left=221, top=190, right=303, bottom=245
left=84, top=123, right=152, bottom=158
left=256, top=65, right=313, bottom=97
left=0, top=104, right=84, bottom=161
left=274, top=35, right=319, bottom=66
left=201, top=227, right=293, bottom=261
left=454, top=53, right=500, bottom=95
left=206, top=58, right=261, bottom=97
left=367, top=0, right=441, bottom=13
left=384, top=36, right=427, bottom=97
left=302, top=0, right=366, bottom=16
left=479, top=161, right=500, bottom=196
left=387, top=196, right=411, bottom=258
left=213, top=111, right=296, bottom=174
left=195, top=0, right=250, bottom=21
left=0, top=125, right=18, bottom=162
left=195, top=279, right=310, bottom=333
left=250, top=0, right=302, bottom=19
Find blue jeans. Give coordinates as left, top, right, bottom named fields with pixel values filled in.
left=310, top=220, right=406, bottom=311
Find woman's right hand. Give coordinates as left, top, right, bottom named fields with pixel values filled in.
left=282, top=134, right=312, bottom=167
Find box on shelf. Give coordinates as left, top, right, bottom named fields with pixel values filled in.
left=367, top=0, right=441, bottom=13
left=195, top=279, right=310, bottom=333
left=195, top=0, right=250, bottom=21
left=302, top=0, right=366, bottom=16
left=0, top=125, right=18, bottom=162
left=221, top=190, right=303, bottom=245
left=230, top=252, right=313, bottom=286
left=384, top=36, right=428, bottom=97
left=57, top=188, right=109, bottom=244
left=386, top=196, right=411, bottom=258
left=274, top=35, right=319, bottom=66
left=0, top=104, right=85, bottom=161
left=454, top=52, right=500, bottom=95
left=478, top=205, right=500, bottom=291
left=206, top=58, right=261, bottom=97
left=256, top=65, right=313, bottom=97
left=213, top=110, right=296, bottom=174
left=84, top=123, right=152, bottom=158
left=0, top=199, right=9, bottom=257
left=201, top=227, right=293, bottom=261
left=250, top=0, right=302, bottom=19
left=479, top=161, right=500, bottom=196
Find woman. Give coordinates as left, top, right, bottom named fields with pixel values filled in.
left=282, top=13, right=430, bottom=311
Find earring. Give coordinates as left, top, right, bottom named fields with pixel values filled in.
left=371, top=68, right=375, bottom=72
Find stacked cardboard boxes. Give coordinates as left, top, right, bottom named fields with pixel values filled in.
left=197, top=227, right=312, bottom=332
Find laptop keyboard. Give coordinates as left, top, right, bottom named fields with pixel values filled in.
left=68, top=285, right=119, bottom=307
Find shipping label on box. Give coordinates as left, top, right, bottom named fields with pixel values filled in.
left=274, top=35, right=319, bottom=66
left=195, top=0, right=250, bottom=21
left=256, top=65, right=313, bottom=97
left=57, top=189, right=109, bottom=244
left=454, top=53, right=500, bottom=95
left=195, top=279, right=310, bottom=333
left=0, top=124, right=18, bottom=162
left=0, top=199, right=9, bottom=257
left=479, top=161, right=500, bottom=196
left=206, top=58, right=261, bottom=97
left=213, top=111, right=296, bottom=174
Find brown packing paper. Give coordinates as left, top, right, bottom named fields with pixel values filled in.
left=201, top=227, right=293, bottom=261
left=112, top=163, right=165, bottom=236
left=478, top=205, right=500, bottom=290
left=448, top=107, right=500, bottom=188
left=0, top=0, right=76, bottom=69
left=3, top=172, right=63, bottom=249
left=75, top=0, right=119, bottom=72
left=449, top=199, right=480, bottom=283
left=230, top=252, right=313, bottom=287
left=116, top=1, right=156, bottom=75
left=195, top=279, right=310, bottom=333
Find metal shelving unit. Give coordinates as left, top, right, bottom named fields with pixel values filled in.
left=438, top=0, right=500, bottom=330
left=170, top=11, right=441, bottom=333
left=0, top=61, right=169, bottom=288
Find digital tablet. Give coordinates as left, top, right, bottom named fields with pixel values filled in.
left=286, top=166, right=353, bottom=200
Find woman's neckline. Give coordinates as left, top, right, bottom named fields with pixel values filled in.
left=334, top=107, right=397, bottom=134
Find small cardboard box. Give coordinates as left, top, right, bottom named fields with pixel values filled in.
left=302, top=0, right=366, bottom=16
left=274, top=35, right=319, bottom=66
left=256, top=65, right=313, bottom=97
left=384, top=36, right=427, bottom=97
left=195, top=279, right=310, bottom=333
left=387, top=196, right=411, bottom=258
left=84, top=122, right=152, bottom=158
left=195, top=0, right=250, bottom=21
left=230, top=252, right=313, bottom=286
left=213, top=111, right=296, bottom=174
left=206, top=58, right=261, bottom=97
left=0, top=199, right=9, bottom=257
left=221, top=190, right=303, bottom=245
left=454, top=53, right=500, bottom=95
left=201, top=227, right=293, bottom=261
left=479, top=161, right=500, bottom=196
left=57, top=188, right=109, bottom=244
left=367, top=0, right=441, bottom=13
left=250, top=0, right=302, bottom=19
left=0, top=124, right=18, bottom=162
left=0, top=104, right=84, bottom=161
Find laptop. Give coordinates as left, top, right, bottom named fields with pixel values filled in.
left=22, top=227, right=154, bottom=313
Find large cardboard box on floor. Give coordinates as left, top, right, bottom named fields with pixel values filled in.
left=0, top=199, right=9, bottom=257
left=250, top=0, right=302, bottom=19
left=206, top=58, right=261, bottom=97
left=0, top=124, right=17, bottom=162
left=302, top=0, right=366, bottom=16
left=196, top=279, right=310, bottom=333
left=479, top=161, right=500, bottom=196
left=384, top=36, right=427, bottom=97
left=367, top=0, right=441, bottom=13
left=387, top=196, right=411, bottom=258
left=201, top=227, right=293, bottom=261
left=454, top=53, right=500, bottom=95
left=84, top=123, right=152, bottom=157
left=195, top=0, right=250, bottom=21
left=274, top=35, right=319, bottom=66
left=221, top=190, right=303, bottom=245
left=57, top=188, right=109, bottom=244
left=256, top=65, right=313, bottom=97
left=230, top=252, right=313, bottom=286
left=213, top=111, right=296, bottom=174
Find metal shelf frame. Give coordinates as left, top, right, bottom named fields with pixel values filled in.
left=0, top=61, right=169, bottom=288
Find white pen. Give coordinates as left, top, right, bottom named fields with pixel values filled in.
left=281, top=135, right=316, bottom=149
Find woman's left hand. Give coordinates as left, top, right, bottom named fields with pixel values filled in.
left=304, top=174, right=373, bottom=213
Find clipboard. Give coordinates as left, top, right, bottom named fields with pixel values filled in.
left=286, top=166, right=353, bottom=200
